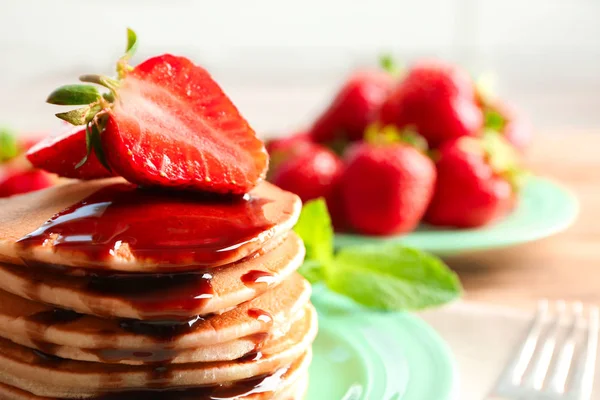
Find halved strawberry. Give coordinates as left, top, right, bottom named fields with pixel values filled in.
left=27, top=124, right=113, bottom=180
left=44, top=29, right=268, bottom=194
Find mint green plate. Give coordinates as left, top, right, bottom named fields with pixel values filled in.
left=335, top=177, right=578, bottom=255
left=307, top=286, right=457, bottom=400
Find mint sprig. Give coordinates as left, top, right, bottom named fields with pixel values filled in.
left=294, top=199, right=462, bottom=311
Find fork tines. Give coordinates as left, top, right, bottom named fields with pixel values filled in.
left=488, top=300, right=599, bottom=400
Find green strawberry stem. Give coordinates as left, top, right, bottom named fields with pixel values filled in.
left=46, top=28, right=138, bottom=172
left=379, top=54, right=403, bottom=78
left=364, top=123, right=428, bottom=152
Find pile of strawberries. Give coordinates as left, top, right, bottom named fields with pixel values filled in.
left=267, top=59, right=530, bottom=235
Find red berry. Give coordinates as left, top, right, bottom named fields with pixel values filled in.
left=424, top=136, right=519, bottom=228
left=271, top=144, right=345, bottom=228
left=102, top=55, right=268, bottom=194
left=341, top=141, right=436, bottom=235
left=380, top=60, right=483, bottom=148
left=0, top=168, right=54, bottom=198
left=265, top=132, right=313, bottom=179
left=310, top=70, right=394, bottom=145
left=27, top=125, right=114, bottom=180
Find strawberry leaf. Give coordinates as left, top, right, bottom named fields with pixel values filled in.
left=56, top=106, right=91, bottom=126
left=47, top=84, right=101, bottom=105
left=0, top=128, right=19, bottom=163
left=484, top=108, right=506, bottom=131
left=125, top=28, right=138, bottom=59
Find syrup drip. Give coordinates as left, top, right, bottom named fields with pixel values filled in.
left=27, top=308, right=83, bottom=325
left=247, top=308, right=273, bottom=324
left=17, top=183, right=274, bottom=268
left=240, top=270, right=276, bottom=287
left=91, top=367, right=289, bottom=399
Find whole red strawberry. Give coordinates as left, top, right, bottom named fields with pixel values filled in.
left=27, top=124, right=113, bottom=180
left=380, top=60, right=483, bottom=148
left=424, top=133, right=524, bottom=228
left=0, top=168, right=54, bottom=198
left=271, top=144, right=345, bottom=229
left=265, top=131, right=313, bottom=179
left=42, top=29, right=268, bottom=195
left=310, top=68, right=395, bottom=146
left=341, top=126, right=436, bottom=235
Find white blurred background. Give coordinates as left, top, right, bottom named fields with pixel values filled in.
left=0, top=0, right=599, bottom=136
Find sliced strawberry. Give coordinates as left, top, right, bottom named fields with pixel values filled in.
left=98, top=55, right=267, bottom=194
left=43, top=30, right=268, bottom=194
left=26, top=125, right=114, bottom=180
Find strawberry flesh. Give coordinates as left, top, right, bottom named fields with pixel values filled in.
left=103, top=55, right=268, bottom=195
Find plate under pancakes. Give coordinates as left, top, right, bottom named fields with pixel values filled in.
left=0, top=179, right=314, bottom=399
left=0, top=274, right=311, bottom=364
left=0, top=178, right=301, bottom=272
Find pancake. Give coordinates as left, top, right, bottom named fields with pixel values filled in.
left=0, top=305, right=317, bottom=398
left=0, top=274, right=311, bottom=364
left=0, top=178, right=301, bottom=272
left=0, top=233, right=304, bottom=320
left=0, top=350, right=311, bottom=400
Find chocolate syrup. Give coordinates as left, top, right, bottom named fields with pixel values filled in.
left=27, top=308, right=83, bottom=325
left=118, top=315, right=204, bottom=339
left=85, top=272, right=215, bottom=319
left=31, top=349, right=64, bottom=365
left=17, top=183, right=274, bottom=268
left=91, top=367, right=289, bottom=399
left=240, top=270, right=276, bottom=287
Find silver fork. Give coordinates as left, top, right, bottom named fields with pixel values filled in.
left=486, top=300, right=599, bottom=400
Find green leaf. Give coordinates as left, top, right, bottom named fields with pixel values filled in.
left=294, top=198, right=334, bottom=264
left=0, top=128, right=19, bottom=162
left=56, top=106, right=93, bottom=126
left=325, top=244, right=462, bottom=311
left=298, top=259, right=325, bottom=284
left=125, top=28, right=138, bottom=59
left=47, top=84, right=101, bottom=106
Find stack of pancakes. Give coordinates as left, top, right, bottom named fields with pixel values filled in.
left=0, top=178, right=315, bottom=399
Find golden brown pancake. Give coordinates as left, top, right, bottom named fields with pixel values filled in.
left=0, top=233, right=304, bottom=320
left=0, top=305, right=316, bottom=398
left=0, top=179, right=301, bottom=272
left=0, top=350, right=311, bottom=400
left=0, top=274, right=311, bottom=364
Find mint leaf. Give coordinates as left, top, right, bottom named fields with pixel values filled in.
left=47, top=84, right=101, bottom=106
left=326, top=244, right=462, bottom=311
left=294, top=198, right=334, bottom=264
left=0, top=128, right=19, bottom=162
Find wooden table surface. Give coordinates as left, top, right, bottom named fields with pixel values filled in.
left=445, top=132, right=599, bottom=308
